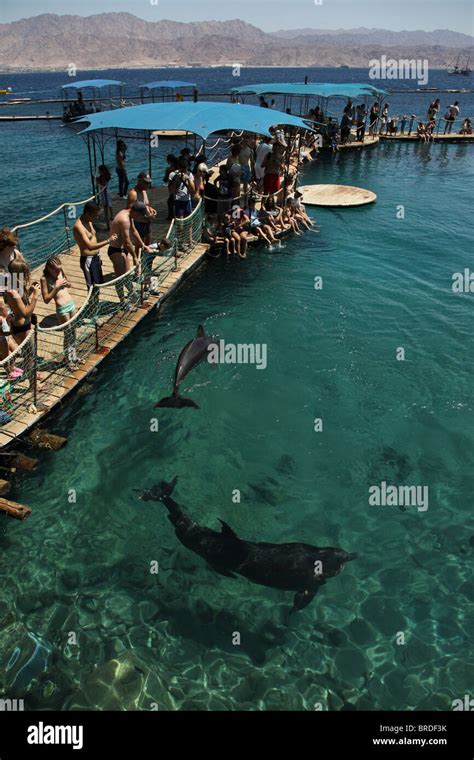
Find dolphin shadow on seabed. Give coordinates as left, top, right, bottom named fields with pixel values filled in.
left=136, top=477, right=357, bottom=618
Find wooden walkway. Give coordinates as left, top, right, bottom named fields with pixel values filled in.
left=0, top=186, right=208, bottom=449
left=379, top=132, right=474, bottom=143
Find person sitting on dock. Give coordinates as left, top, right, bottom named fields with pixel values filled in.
left=425, top=118, right=436, bottom=141
left=289, top=190, right=313, bottom=229
left=244, top=198, right=277, bottom=247
left=416, top=122, right=428, bottom=143
left=460, top=117, right=472, bottom=135
left=444, top=102, right=460, bottom=134
left=127, top=171, right=157, bottom=257
left=283, top=198, right=303, bottom=235
left=73, top=201, right=117, bottom=300
left=261, top=196, right=285, bottom=233
left=40, top=256, right=80, bottom=369
left=387, top=118, right=398, bottom=136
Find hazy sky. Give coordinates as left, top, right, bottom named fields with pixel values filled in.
left=1, top=0, right=473, bottom=34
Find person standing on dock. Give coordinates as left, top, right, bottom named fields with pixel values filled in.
left=369, top=101, right=379, bottom=135
left=255, top=136, right=273, bottom=189
left=116, top=140, right=129, bottom=199
left=108, top=203, right=154, bottom=306
left=127, top=172, right=157, bottom=251
left=427, top=98, right=440, bottom=122
left=444, top=101, right=460, bottom=134
left=355, top=104, right=366, bottom=142
left=73, top=201, right=117, bottom=313
left=0, top=229, right=27, bottom=272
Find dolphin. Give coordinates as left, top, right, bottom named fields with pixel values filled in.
left=155, top=325, right=216, bottom=409
left=138, top=477, right=357, bottom=614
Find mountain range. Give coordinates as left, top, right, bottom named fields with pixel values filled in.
left=0, top=14, right=472, bottom=71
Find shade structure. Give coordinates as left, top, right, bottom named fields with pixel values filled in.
left=61, top=79, right=124, bottom=90
left=76, top=101, right=315, bottom=139
left=140, top=81, right=197, bottom=91
left=231, top=82, right=386, bottom=99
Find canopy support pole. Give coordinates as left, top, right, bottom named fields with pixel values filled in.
left=86, top=134, right=95, bottom=197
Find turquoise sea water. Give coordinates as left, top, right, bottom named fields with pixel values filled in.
left=0, top=69, right=473, bottom=711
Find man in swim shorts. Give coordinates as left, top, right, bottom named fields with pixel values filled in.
left=73, top=201, right=117, bottom=289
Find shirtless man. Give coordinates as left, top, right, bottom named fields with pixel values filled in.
left=126, top=171, right=157, bottom=257
left=108, top=202, right=153, bottom=306
left=73, top=201, right=116, bottom=290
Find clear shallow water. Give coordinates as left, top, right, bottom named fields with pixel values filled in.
left=0, top=70, right=474, bottom=711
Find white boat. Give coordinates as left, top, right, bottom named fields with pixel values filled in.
left=448, top=53, right=471, bottom=76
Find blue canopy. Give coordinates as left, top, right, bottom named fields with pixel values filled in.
left=140, top=81, right=197, bottom=91
left=232, top=82, right=386, bottom=99
left=76, top=101, right=314, bottom=140
left=61, top=79, right=124, bottom=90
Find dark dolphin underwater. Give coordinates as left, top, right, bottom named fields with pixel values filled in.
left=138, top=476, right=358, bottom=615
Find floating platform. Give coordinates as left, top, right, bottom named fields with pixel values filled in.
left=0, top=114, right=61, bottom=122
left=380, top=132, right=474, bottom=143
left=335, top=134, right=379, bottom=150
left=300, top=184, right=377, bottom=208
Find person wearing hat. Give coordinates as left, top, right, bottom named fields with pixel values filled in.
left=108, top=202, right=154, bottom=306
left=127, top=171, right=157, bottom=253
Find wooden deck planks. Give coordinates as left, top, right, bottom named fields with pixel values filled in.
left=0, top=192, right=208, bottom=448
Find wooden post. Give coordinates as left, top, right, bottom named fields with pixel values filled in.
left=28, top=429, right=67, bottom=451
left=63, top=206, right=72, bottom=253
left=0, top=498, right=31, bottom=521
left=11, top=453, right=39, bottom=472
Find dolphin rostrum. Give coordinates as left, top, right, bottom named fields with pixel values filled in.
left=138, top=477, right=357, bottom=614
left=155, top=325, right=216, bottom=409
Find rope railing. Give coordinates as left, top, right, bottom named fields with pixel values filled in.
left=0, top=228, right=181, bottom=424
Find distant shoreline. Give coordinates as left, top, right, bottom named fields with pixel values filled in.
left=0, top=64, right=450, bottom=75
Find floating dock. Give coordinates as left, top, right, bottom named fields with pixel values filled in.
left=0, top=114, right=61, bottom=122
left=380, top=132, right=474, bottom=143
left=300, top=184, right=377, bottom=207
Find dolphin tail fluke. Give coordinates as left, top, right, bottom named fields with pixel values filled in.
left=155, top=390, right=199, bottom=409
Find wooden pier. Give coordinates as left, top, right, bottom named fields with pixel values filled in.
left=0, top=187, right=208, bottom=449
left=379, top=132, right=474, bottom=143
left=0, top=114, right=62, bottom=122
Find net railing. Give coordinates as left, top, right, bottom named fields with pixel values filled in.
left=11, top=194, right=97, bottom=271
left=0, top=200, right=204, bottom=429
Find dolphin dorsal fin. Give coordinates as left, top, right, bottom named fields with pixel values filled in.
left=219, top=519, right=240, bottom=540
left=196, top=324, right=205, bottom=338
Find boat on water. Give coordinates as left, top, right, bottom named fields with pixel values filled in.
left=0, top=87, right=13, bottom=95
left=448, top=53, right=471, bottom=76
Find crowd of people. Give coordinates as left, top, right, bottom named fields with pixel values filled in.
left=62, top=91, right=99, bottom=122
